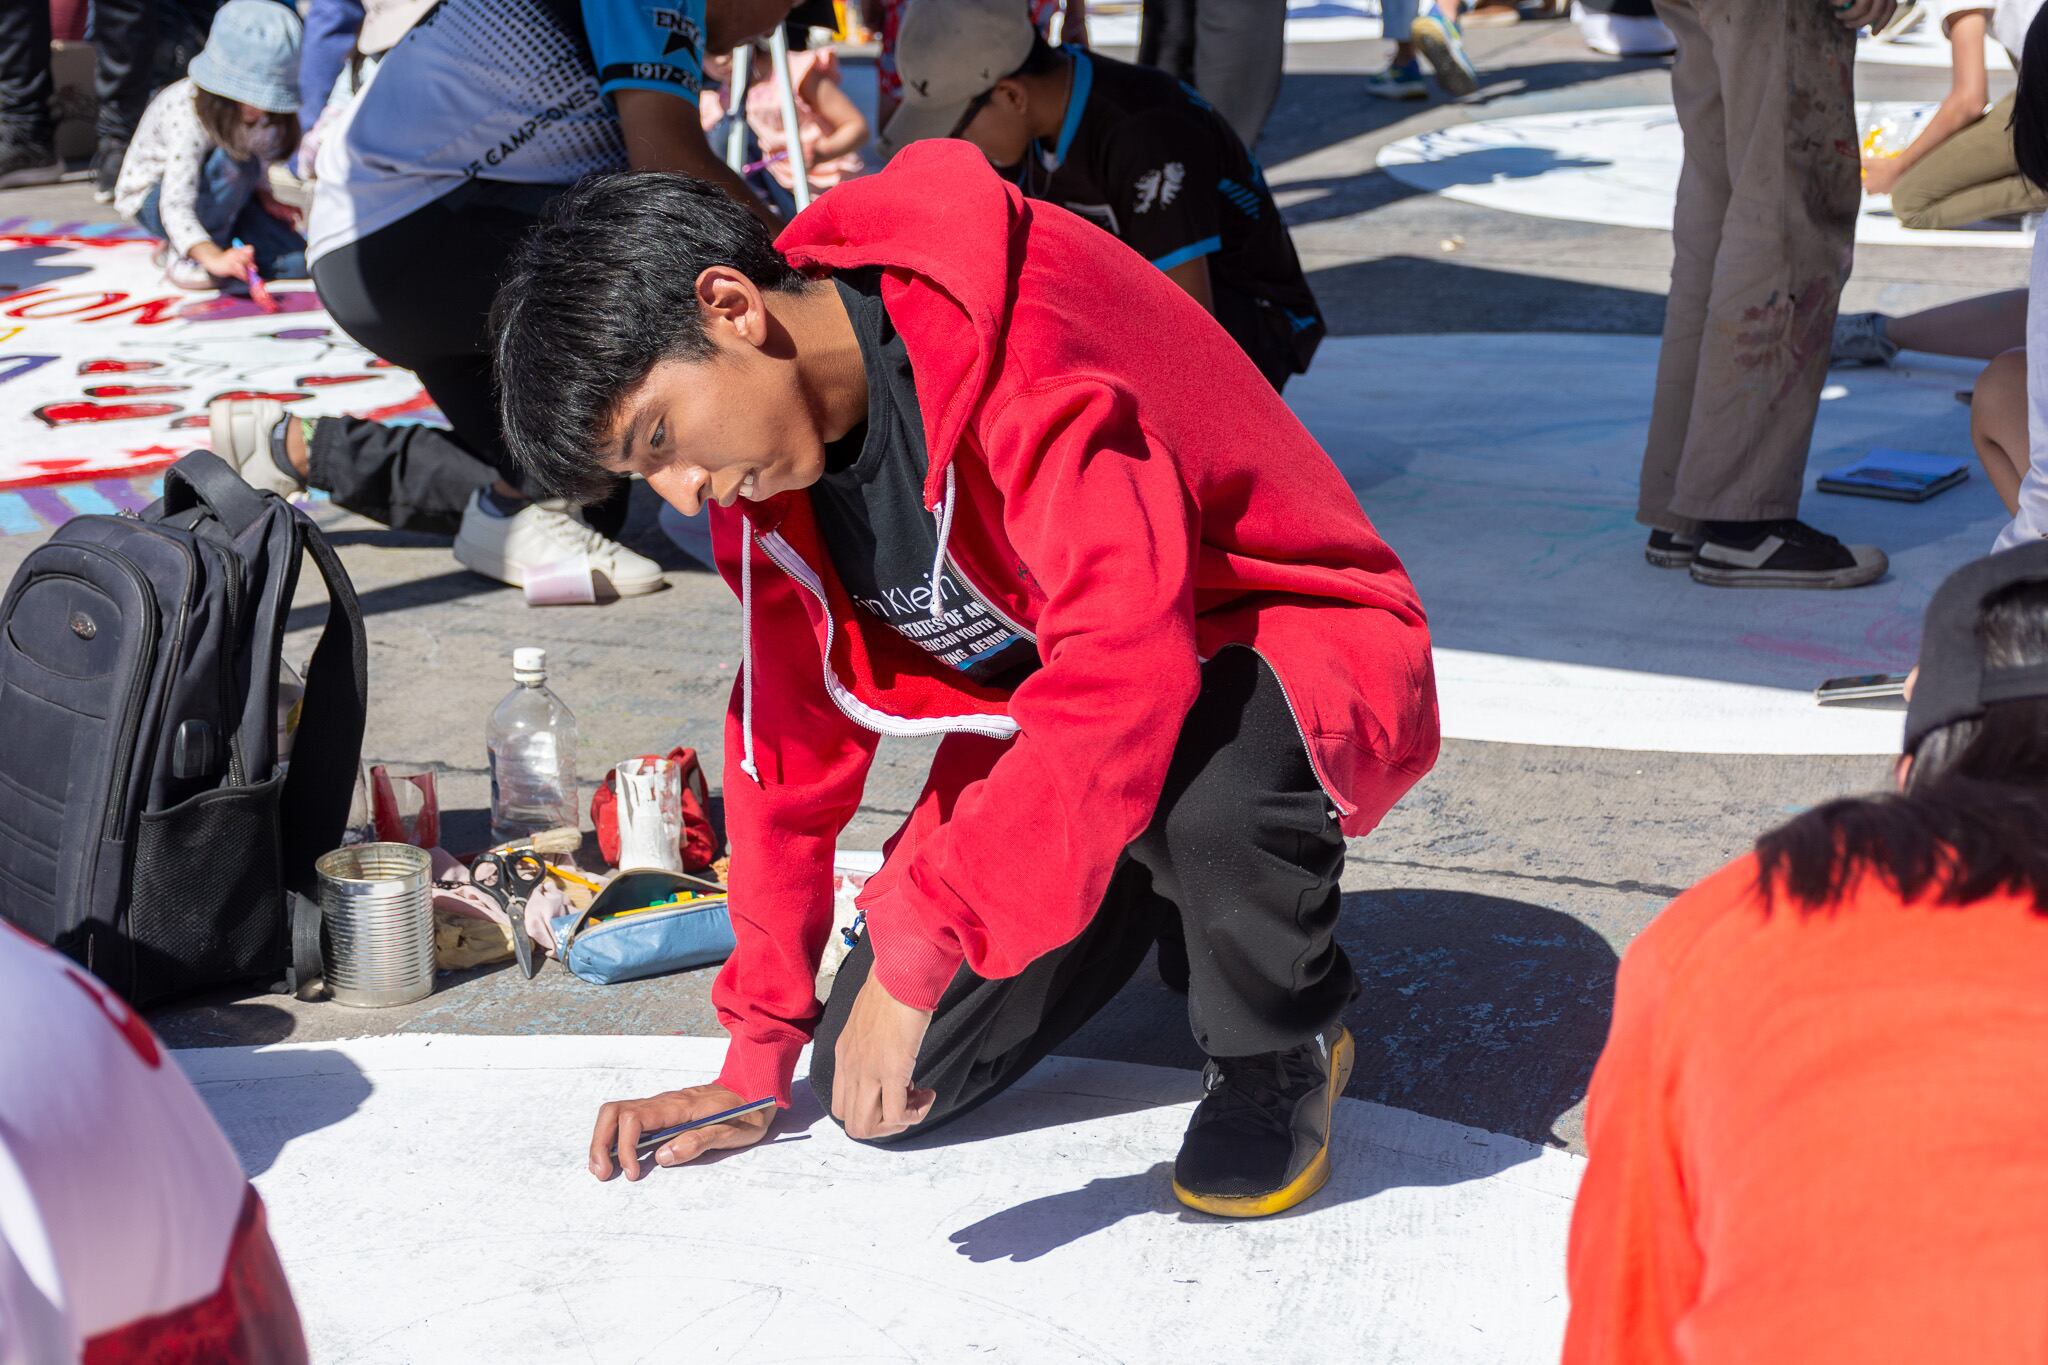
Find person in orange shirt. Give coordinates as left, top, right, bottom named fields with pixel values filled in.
left=1566, top=541, right=2048, bottom=1363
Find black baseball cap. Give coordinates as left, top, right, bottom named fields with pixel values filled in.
left=1905, top=541, right=2048, bottom=752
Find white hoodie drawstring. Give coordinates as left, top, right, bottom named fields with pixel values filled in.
left=929, top=462, right=956, bottom=621
left=739, top=519, right=761, bottom=783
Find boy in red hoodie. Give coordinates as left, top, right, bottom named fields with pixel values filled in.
left=491, top=142, right=1439, bottom=1217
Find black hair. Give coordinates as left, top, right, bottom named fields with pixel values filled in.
left=1756, top=582, right=2048, bottom=913
left=490, top=172, right=808, bottom=502
left=2013, top=1, right=2048, bottom=190
left=1013, top=33, right=1066, bottom=78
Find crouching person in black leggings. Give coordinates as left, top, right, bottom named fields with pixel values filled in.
left=206, top=0, right=799, bottom=593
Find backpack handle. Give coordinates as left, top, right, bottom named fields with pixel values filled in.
left=161, top=449, right=272, bottom=538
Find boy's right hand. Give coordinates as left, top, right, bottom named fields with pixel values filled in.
left=588, top=1082, right=774, bottom=1181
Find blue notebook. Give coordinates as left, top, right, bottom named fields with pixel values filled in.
left=1817, top=448, right=1971, bottom=502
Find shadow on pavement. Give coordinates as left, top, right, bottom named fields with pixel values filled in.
left=1338, top=886, right=1616, bottom=1146
left=1308, top=253, right=1667, bottom=336
left=1257, top=59, right=1671, bottom=170
left=181, top=1045, right=376, bottom=1177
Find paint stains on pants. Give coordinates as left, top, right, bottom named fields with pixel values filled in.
left=1637, top=0, right=1859, bottom=532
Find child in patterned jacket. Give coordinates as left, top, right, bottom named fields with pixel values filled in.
left=114, top=0, right=307, bottom=292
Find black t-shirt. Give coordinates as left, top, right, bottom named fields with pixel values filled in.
left=1016, top=48, right=1325, bottom=376
left=808, top=270, right=1040, bottom=691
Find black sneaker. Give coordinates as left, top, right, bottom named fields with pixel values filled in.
left=0, top=133, right=60, bottom=189
left=1645, top=528, right=1698, bottom=568
left=1690, top=518, right=1887, bottom=589
left=91, top=138, right=127, bottom=203
left=1172, top=1023, right=1354, bottom=1217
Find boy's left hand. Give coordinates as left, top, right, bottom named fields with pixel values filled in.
left=832, top=975, right=935, bottom=1141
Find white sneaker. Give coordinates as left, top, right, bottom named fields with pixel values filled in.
left=152, top=245, right=214, bottom=291
left=452, top=491, right=667, bottom=597
left=208, top=397, right=306, bottom=497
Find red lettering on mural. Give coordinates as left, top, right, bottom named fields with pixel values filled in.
left=294, top=373, right=374, bottom=387
left=78, top=294, right=185, bottom=326
left=78, top=358, right=164, bottom=374
left=6, top=291, right=125, bottom=318
left=0, top=288, right=185, bottom=326
left=83, top=383, right=186, bottom=398
left=34, top=400, right=181, bottom=427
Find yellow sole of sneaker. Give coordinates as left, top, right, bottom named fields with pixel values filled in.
left=1171, top=1028, right=1356, bottom=1219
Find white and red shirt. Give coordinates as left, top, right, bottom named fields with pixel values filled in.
left=0, top=926, right=305, bottom=1364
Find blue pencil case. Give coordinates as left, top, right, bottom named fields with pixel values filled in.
left=550, top=869, right=735, bottom=986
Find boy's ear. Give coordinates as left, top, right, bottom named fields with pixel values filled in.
left=694, top=266, right=768, bottom=349
left=990, top=77, right=1032, bottom=116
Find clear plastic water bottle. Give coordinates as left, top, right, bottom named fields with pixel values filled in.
left=487, top=647, right=580, bottom=844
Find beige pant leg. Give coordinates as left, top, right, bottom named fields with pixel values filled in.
left=1638, top=0, right=1725, bottom=535
left=1891, top=94, right=2048, bottom=229
left=1663, top=0, right=1859, bottom=525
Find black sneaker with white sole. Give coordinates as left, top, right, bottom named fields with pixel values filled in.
left=1172, top=1022, right=1354, bottom=1217
left=1690, top=519, right=1887, bottom=589
left=1645, top=528, right=1698, bottom=568
left=0, top=133, right=60, bottom=188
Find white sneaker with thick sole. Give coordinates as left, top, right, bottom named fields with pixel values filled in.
left=453, top=491, right=667, bottom=596
left=152, top=245, right=215, bottom=291
left=207, top=397, right=306, bottom=498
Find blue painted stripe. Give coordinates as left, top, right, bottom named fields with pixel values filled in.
left=1048, top=48, right=1093, bottom=170
left=0, top=496, right=38, bottom=536
left=1151, top=235, right=1222, bottom=271
left=65, top=484, right=126, bottom=517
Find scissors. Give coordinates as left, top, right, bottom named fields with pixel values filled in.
left=469, top=849, right=548, bottom=978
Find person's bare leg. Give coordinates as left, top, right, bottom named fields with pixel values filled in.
left=1888, top=290, right=2027, bottom=360
left=1971, top=348, right=2030, bottom=512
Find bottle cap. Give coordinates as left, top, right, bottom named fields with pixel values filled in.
left=512, top=647, right=546, bottom=680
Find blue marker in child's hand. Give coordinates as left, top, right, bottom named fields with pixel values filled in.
left=621, top=1096, right=776, bottom=1162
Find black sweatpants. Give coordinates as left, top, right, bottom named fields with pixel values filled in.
left=304, top=416, right=496, bottom=535
left=1138, top=0, right=1288, bottom=150
left=0, top=0, right=157, bottom=145
left=809, top=649, right=1355, bottom=1139
left=310, top=177, right=632, bottom=534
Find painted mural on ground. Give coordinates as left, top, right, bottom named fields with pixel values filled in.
left=185, top=1035, right=1579, bottom=1363
left=0, top=221, right=432, bottom=491
left=1376, top=104, right=2031, bottom=250
left=1290, top=334, right=2002, bottom=754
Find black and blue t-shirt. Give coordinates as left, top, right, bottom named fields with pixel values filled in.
left=1016, top=48, right=1325, bottom=380
left=807, top=270, right=1040, bottom=692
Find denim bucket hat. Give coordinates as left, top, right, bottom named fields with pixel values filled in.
left=188, top=0, right=304, bottom=115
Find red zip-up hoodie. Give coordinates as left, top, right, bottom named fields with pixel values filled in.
left=708, top=141, right=1439, bottom=1107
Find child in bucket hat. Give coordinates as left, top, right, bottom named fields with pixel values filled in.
left=113, top=0, right=307, bottom=291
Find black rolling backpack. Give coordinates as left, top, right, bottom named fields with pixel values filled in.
left=0, top=451, right=367, bottom=1005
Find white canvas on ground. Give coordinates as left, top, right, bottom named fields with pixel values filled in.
left=182, top=1034, right=1579, bottom=1364
left=1289, top=334, right=2002, bottom=754
left=1376, top=104, right=2032, bottom=250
